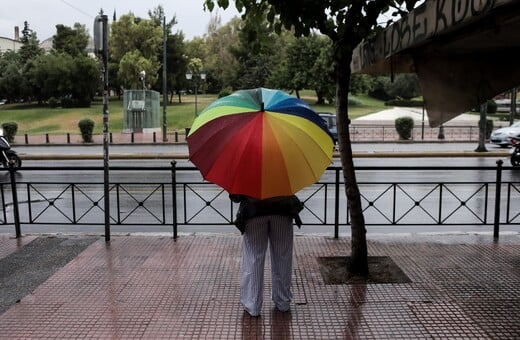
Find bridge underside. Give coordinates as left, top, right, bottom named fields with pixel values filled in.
left=352, top=1, right=520, bottom=126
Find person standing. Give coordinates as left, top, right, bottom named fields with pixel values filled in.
left=231, top=194, right=303, bottom=317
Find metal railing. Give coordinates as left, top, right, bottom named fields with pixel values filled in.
left=13, top=124, right=485, bottom=145
left=0, top=162, right=518, bottom=240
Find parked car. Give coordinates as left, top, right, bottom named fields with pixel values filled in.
left=318, top=112, right=338, bottom=144
left=490, top=121, right=520, bottom=147
left=0, top=99, right=7, bottom=105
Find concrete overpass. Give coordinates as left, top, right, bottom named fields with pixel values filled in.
left=351, top=0, right=520, bottom=126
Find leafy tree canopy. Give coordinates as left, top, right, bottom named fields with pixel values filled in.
left=110, top=13, right=163, bottom=88
left=53, top=23, right=90, bottom=57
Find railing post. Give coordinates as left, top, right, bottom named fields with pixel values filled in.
left=109, top=132, right=113, bottom=144
left=45, top=133, right=50, bottom=144
left=67, top=133, right=70, bottom=144
left=153, top=132, right=156, bottom=143
left=9, top=168, right=21, bottom=238
left=334, top=168, right=340, bottom=239
left=493, top=160, right=503, bottom=239
left=175, top=131, right=178, bottom=142
left=24, top=134, right=28, bottom=145
left=131, top=132, right=134, bottom=143
left=171, top=161, right=178, bottom=239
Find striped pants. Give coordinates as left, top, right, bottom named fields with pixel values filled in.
left=241, top=214, right=293, bottom=316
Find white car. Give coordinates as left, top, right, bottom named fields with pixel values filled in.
left=490, top=121, right=520, bottom=147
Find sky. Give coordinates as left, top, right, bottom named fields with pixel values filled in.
left=0, top=0, right=240, bottom=41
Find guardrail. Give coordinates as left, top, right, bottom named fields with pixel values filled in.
left=0, top=162, right=518, bottom=240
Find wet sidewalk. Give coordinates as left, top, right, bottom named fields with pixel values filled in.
left=0, top=233, right=519, bottom=339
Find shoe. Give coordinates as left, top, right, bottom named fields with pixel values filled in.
left=275, top=304, right=290, bottom=313
left=244, top=308, right=260, bottom=317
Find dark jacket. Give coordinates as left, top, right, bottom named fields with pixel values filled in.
left=230, top=194, right=303, bottom=234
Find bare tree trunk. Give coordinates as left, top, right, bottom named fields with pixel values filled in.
left=336, top=56, right=369, bottom=276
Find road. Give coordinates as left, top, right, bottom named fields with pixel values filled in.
left=14, top=141, right=512, bottom=158
left=2, top=145, right=519, bottom=236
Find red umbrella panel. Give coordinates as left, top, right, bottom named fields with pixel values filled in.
left=187, top=88, right=334, bottom=199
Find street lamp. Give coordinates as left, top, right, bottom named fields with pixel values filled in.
left=139, top=70, right=146, bottom=90
left=185, top=71, right=206, bottom=115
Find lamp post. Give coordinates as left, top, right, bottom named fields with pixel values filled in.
left=185, top=71, right=206, bottom=116
left=138, top=70, right=146, bottom=90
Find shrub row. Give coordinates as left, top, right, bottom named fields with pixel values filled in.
left=0, top=119, right=96, bottom=143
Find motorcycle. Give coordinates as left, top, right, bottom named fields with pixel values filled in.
left=510, top=135, right=520, bottom=167
left=0, top=133, right=21, bottom=169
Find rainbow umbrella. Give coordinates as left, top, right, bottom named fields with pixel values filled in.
left=187, top=88, right=334, bottom=199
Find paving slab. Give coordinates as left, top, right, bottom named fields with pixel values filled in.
left=0, top=233, right=518, bottom=339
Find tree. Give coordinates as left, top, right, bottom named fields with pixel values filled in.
left=205, top=0, right=421, bottom=276
left=19, top=21, right=43, bottom=65
left=386, top=74, right=422, bottom=100
left=233, top=14, right=278, bottom=89
left=53, top=23, right=89, bottom=57
left=16, top=21, right=44, bottom=102
left=0, top=51, right=28, bottom=102
left=204, top=16, right=242, bottom=93
left=147, top=5, right=189, bottom=102
left=109, top=13, right=163, bottom=88
left=27, top=52, right=98, bottom=106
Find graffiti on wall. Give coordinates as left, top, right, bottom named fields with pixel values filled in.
left=353, top=0, right=500, bottom=72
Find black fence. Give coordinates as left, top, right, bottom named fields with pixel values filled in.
left=1, top=162, right=519, bottom=240
left=13, top=124, right=483, bottom=145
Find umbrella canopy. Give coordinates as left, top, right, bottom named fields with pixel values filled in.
left=187, top=88, right=334, bottom=199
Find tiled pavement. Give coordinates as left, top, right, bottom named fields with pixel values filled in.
left=0, top=233, right=519, bottom=339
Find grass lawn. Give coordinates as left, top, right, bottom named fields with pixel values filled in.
left=0, top=92, right=386, bottom=135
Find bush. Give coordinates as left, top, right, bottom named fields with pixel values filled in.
left=1, top=122, right=18, bottom=143
left=472, top=99, right=498, bottom=114
left=487, top=100, right=497, bottom=114
left=61, top=96, right=74, bottom=108
left=78, top=118, right=95, bottom=143
left=48, top=97, right=60, bottom=108
left=385, top=99, right=424, bottom=107
left=395, top=116, right=414, bottom=140
left=218, top=87, right=233, bottom=98
left=348, top=96, right=362, bottom=106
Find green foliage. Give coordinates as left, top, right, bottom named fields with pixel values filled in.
left=348, top=97, right=362, bottom=106
left=218, top=87, right=233, bottom=98
left=385, top=99, right=423, bottom=107
left=52, top=23, right=90, bottom=56
left=28, top=52, right=98, bottom=106
left=368, top=76, right=392, bottom=101
left=48, top=97, right=60, bottom=108
left=268, top=33, right=334, bottom=104
left=395, top=116, right=415, bottom=140
left=78, top=118, right=95, bottom=143
left=203, top=17, right=241, bottom=93
left=369, top=74, right=422, bottom=101
left=350, top=74, right=374, bottom=95
left=0, top=93, right=385, bottom=135
left=487, top=100, right=497, bottom=114
left=147, top=7, right=187, bottom=99
left=471, top=99, right=499, bottom=114
left=0, top=51, right=28, bottom=102
left=18, top=21, right=44, bottom=64
left=109, top=13, right=163, bottom=88
left=386, top=74, right=422, bottom=100
left=1, top=122, right=18, bottom=143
